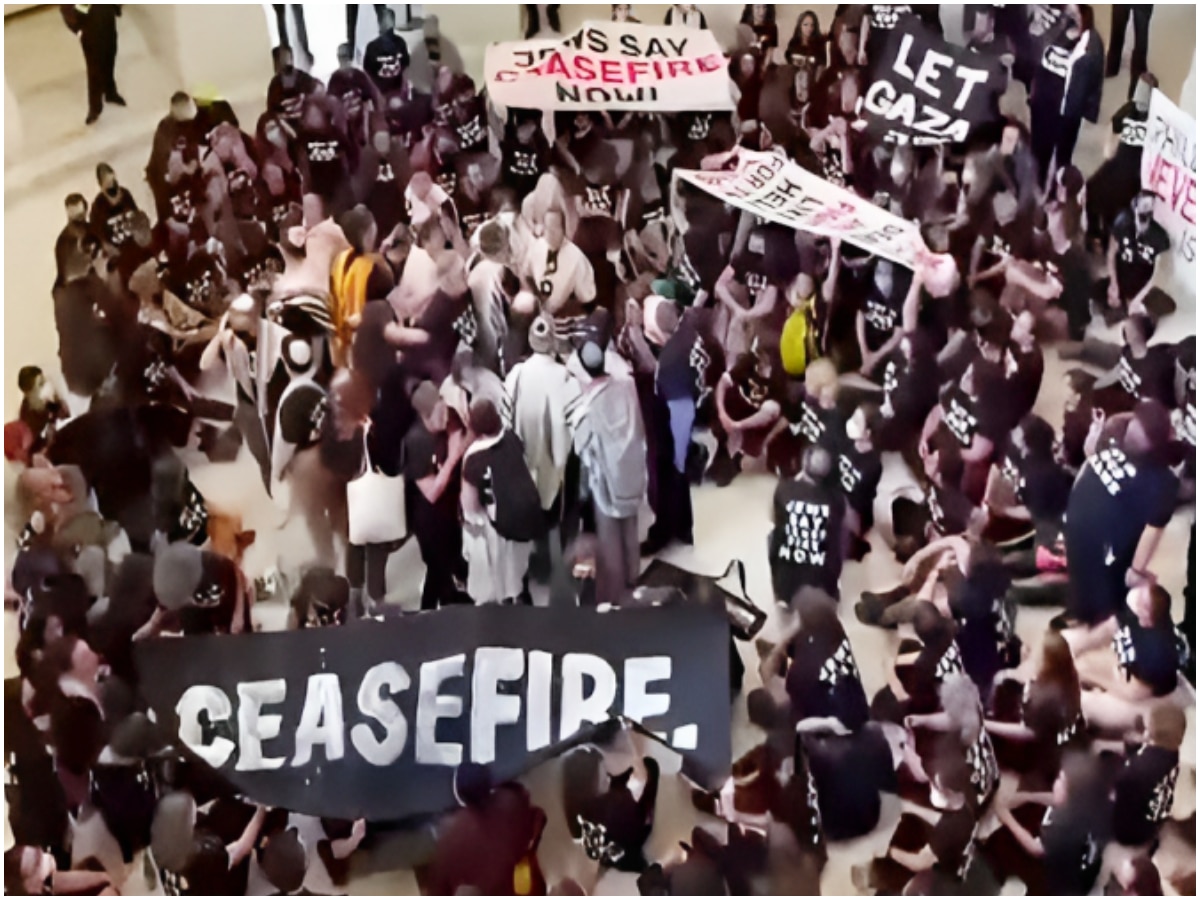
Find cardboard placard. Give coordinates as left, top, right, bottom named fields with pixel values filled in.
left=485, top=22, right=734, bottom=112
left=858, top=19, right=1006, bottom=146
left=135, top=604, right=731, bottom=821
left=675, top=149, right=927, bottom=269
left=1141, top=89, right=1197, bottom=270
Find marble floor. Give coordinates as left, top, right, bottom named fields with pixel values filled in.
left=3, top=4, right=1196, bottom=896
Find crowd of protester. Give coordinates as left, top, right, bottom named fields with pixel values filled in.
left=4, top=3, right=1196, bottom=895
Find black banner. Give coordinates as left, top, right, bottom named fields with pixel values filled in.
left=859, top=21, right=1005, bottom=145
left=135, top=604, right=731, bottom=821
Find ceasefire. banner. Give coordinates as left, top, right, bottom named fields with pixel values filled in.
left=484, top=22, right=734, bottom=112
left=135, top=604, right=731, bottom=821
left=1141, top=89, right=1197, bottom=269
left=676, top=149, right=926, bottom=268
left=858, top=19, right=1006, bottom=146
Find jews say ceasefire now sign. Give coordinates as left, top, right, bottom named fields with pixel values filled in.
left=485, top=21, right=734, bottom=111
left=858, top=20, right=1005, bottom=145
left=135, top=604, right=731, bottom=821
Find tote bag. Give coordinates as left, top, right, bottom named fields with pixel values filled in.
left=347, top=426, right=407, bottom=545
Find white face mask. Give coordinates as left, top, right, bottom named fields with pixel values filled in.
left=846, top=415, right=866, bottom=442
left=498, top=211, right=516, bottom=226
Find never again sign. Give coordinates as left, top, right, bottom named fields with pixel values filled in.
left=485, top=21, right=734, bottom=112
left=134, top=604, right=731, bottom=821
left=859, top=21, right=1004, bottom=145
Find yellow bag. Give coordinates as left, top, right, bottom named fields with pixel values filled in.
left=780, top=295, right=818, bottom=378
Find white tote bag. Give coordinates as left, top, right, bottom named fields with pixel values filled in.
left=347, top=426, right=407, bottom=545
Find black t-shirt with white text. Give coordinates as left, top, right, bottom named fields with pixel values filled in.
left=771, top=477, right=846, bottom=598
left=1112, top=210, right=1170, bottom=300
left=1113, top=743, right=1179, bottom=846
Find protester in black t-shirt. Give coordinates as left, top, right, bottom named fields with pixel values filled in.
left=1068, top=313, right=1178, bottom=416
left=266, top=46, right=320, bottom=124
left=986, top=630, right=1085, bottom=789
left=1111, top=702, right=1185, bottom=847
left=1064, top=400, right=1178, bottom=628
left=711, top=351, right=783, bottom=488
left=363, top=7, right=410, bottom=96
left=1087, top=74, right=1156, bottom=245
left=769, top=446, right=848, bottom=602
left=1075, top=582, right=1184, bottom=732
left=836, top=401, right=883, bottom=559
left=403, top=381, right=470, bottom=610
left=923, top=360, right=1006, bottom=504
left=988, top=750, right=1111, bottom=895
left=90, top=162, right=139, bottom=256
left=877, top=330, right=940, bottom=453
left=1104, top=192, right=1171, bottom=322
left=327, top=43, right=384, bottom=147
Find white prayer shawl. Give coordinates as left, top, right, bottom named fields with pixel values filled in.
left=568, top=376, right=647, bottom=520
left=506, top=353, right=581, bottom=510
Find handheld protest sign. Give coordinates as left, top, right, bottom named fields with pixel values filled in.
left=1141, top=88, right=1197, bottom=275
left=134, top=604, right=731, bottom=821
left=676, top=148, right=926, bottom=269
left=485, top=21, right=735, bottom=112
left=858, top=19, right=1006, bottom=146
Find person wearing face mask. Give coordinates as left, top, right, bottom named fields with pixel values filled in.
left=1099, top=191, right=1172, bottom=325
left=1086, top=73, right=1157, bottom=248
left=89, top=162, right=139, bottom=257
left=16, top=367, right=66, bottom=457
left=54, top=193, right=94, bottom=289
left=837, top=401, right=883, bottom=561
left=856, top=258, right=915, bottom=380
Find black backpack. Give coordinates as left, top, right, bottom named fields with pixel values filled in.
left=489, top=430, right=547, bottom=543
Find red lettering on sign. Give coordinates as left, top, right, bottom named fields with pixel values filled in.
left=666, top=59, right=692, bottom=78
left=695, top=53, right=723, bottom=73
left=600, top=59, right=621, bottom=83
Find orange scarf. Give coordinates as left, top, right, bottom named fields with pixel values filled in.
left=329, top=250, right=376, bottom=364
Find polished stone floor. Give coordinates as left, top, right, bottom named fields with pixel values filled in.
left=3, top=5, right=1196, bottom=895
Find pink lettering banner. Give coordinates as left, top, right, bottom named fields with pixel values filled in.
left=485, top=22, right=734, bottom=112
left=676, top=149, right=927, bottom=269
left=1142, top=89, right=1197, bottom=269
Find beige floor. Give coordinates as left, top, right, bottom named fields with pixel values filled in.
left=3, top=5, right=1196, bottom=896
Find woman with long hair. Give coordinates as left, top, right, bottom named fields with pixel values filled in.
left=785, top=10, right=827, bottom=73
left=738, top=4, right=778, bottom=57
left=985, top=629, right=1084, bottom=786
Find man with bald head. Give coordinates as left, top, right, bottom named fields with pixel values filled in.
left=768, top=445, right=848, bottom=603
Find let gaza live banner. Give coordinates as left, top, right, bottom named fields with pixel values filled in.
left=858, top=20, right=1005, bottom=145
left=485, top=22, right=734, bottom=111
left=1142, top=89, right=1197, bottom=269
left=676, top=149, right=925, bottom=268
left=135, top=604, right=731, bottom=821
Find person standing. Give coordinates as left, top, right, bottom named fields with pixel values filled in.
left=364, top=7, right=411, bottom=97
left=61, top=4, right=124, bottom=125
left=1106, top=5, right=1153, bottom=97
left=505, top=316, right=580, bottom=590
left=403, top=381, right=470, bottom=610
left=569, top=341, right=646, bottom=608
